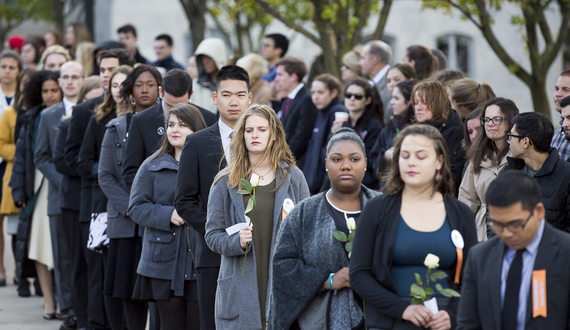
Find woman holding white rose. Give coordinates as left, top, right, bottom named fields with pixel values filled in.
left=350, top=124, right=477, bottom=330
left=268, top=128, right=379, bottom=330
left=205, top=105, right=310, bottom=330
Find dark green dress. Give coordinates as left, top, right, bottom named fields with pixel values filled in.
left=243, top=179, right=276, bottom=329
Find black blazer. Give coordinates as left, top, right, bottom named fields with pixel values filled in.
left=175, top=122, right=225, bottom=268
left=64, top=95, right=104, bottom=222
left=54, top=118, right=81, bottom=211
left=349, top=192, right=478, bottom=329
left=77, top=112, right=116, bottom=213
left=122, top=102, right=217, bottom=189
left=457, top=221, right=570, bottom=329
left=280, top=85, right=317, bottom=168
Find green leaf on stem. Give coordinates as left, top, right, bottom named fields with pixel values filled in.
left=333, top=231, right=348, bottom=242
left=435, top=283, right=443, bottom=292
left=237, top=189, right=249, bottom=195
left=440, top=288, right=461, bottom=297
left=414, top=273, right=423, bottom=286
left=410, top=283, right=426, bottom=300
left=430, top=271, right=449, bottom=282
left=425, top=287, right=434, bottom=297
left=411, top=297, right=423, bottom=305
left=240, top=178, right=252, bottom=192
left=251, top=194, right=257, bottom=208
left=348, top=231, right=355, bottom=242
left=244, top=197, right=254, bottom=215
left=345, top=242, right=353, bottom=253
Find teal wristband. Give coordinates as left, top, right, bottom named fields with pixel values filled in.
left=328, top=273, right=334, bottom=291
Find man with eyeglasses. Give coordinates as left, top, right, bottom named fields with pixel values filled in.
left=34, top=61, right=84, bottom=330
left=550, top=70, right=570, bottom=161
left=260, top=33, right=288, bottom=82
left=503, top=112, right=570, bottom=233
left=457, top=170, right=570, bottom=330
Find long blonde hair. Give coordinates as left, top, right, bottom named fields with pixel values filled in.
left=216, top=104, right=295, bottom=191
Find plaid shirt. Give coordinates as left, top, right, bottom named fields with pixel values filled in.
left=551, top=126, right=570, bottom=162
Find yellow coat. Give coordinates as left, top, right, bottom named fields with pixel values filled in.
left=0, top=107, right=19, bottom=214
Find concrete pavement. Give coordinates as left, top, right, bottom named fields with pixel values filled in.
left=0, top=219, right=57, bottom=330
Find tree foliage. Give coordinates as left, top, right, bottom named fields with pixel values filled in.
left=0, top=0, right=53, bottom=45
left=208, top=0, right=273, bottom=55
left=254, top=0, right=393, bottom=78
left=424, top=0, right=570, bottom=117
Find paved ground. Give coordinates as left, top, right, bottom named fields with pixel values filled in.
left=0, top=219, right=56, bottom=330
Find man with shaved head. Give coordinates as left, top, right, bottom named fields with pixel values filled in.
left=35, top=61, right=85, bottom=329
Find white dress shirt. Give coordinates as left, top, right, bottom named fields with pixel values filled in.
left=63, top=98, right=76, bottom=117
left=218, top=119, right=234, bottom=163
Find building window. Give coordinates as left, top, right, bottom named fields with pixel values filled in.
left=437, top=35, right=472, bottom=77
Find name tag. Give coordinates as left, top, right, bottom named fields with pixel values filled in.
left=532, top=269, right=547, bottom=318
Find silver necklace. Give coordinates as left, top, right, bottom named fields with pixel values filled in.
left=255, top=168, right=273, bottom=180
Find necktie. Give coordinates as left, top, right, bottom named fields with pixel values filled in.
left=283, top=97, right=292, bottom=117
left=228, top=131, right=234, bottom=161
left=502, top=249, right=525, bottom=330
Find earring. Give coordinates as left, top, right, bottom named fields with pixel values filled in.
left=435, top=170, right=442, bottom=183
left=325, top=168, right=328, bottom=172
left=130, top=98, right=136, bottom=105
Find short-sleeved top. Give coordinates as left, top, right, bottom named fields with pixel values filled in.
left=391, top=215, right=456, bottom=297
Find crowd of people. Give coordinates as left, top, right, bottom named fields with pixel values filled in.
left=1, top=21, right=570, bottom=330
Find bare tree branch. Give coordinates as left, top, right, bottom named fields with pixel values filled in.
left=254, top=0, right=320, bottom=45
left=372, top=0, right=393, bottom=40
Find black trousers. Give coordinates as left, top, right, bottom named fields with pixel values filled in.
left=196, top=267, right=219, bottom=330
left=79, top=221, right=109, bottom=330
left=66, top=209, right=88, bottom=327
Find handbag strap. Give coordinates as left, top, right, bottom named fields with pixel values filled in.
left=24, top=176, right=45, bottom=217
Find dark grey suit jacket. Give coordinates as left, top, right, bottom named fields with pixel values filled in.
left=34, top=101, right=65, bottom=216
left=374, top=72, right=392, bottom=124
left=457, top=221, right=570, bottom=329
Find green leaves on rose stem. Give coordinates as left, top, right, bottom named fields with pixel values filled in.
left=348, top=231, right=355, bottom=242
left=240, top=178, right=252, bottom=192
left=245, top=197, right=254, bottom=215
left=345, top=242, right=353, bottom=253
left=430, top=270, right=448, bottom=282
left=415, top=273, right=423, bottom=286
left=237, top=190, right=249, bottom=195
left=410, top=283, right=427, bottom=301
left=333, top=231, right=348, bottom=242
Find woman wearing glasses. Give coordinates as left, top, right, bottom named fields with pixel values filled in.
left=458, top=98, right=519, bottom=241
left=350, top=124, right=477, bottom=330
left=331, top=78, right=384, bottom=188
left=412, top=80, right=465, bottom=195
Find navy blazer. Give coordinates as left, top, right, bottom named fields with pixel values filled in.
left=175, top=122, right=225, bottom=268
left=457, top=221, right=570, bottom=329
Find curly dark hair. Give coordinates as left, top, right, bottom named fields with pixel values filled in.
left=119, top=64, right=162, bottom=101
left=23, top=70, right=61, bottom=110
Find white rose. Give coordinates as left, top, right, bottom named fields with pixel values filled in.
left=250, top=173, right=260, bottom=187
left=346, top=217, right=356, bottom=232
left=424, top=253, right=440, bottom=269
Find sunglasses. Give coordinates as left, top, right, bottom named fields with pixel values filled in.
left=344, top=92, right=364, bottom=100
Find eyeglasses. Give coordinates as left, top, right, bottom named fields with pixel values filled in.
left=481, top=116, right=504, bottom=126
left=61, top=75, right=83, bottom=81
left=486, top=211, right=533, bottom=234
left=341, top=64, right=349, bottom=70
left=506, top=133, right=525, bottom=142
left=344, top=92, right=364, bottom=100
left=261, top=43, right=273, bottom=49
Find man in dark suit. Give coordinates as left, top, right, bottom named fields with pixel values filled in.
left=122, top=68, right=216, bottom=189
left=64, top=49, right=134, bottom=330
left=457, top=170, right=570, bottom=330
left=35, top=61, right=84, bottom=330
left=175, top=65, right=252, bottom=329
left=360, top=40, right=393, bottom=123
left=274, top=57, right=317, bottom=168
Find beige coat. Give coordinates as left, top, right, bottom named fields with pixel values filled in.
left=458, top=154, right=508, bottom=242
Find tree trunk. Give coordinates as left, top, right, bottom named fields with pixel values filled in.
left=52, top=0, right=64, bottom=32
left=530, top=79, right=551, bottom=117
left=189, top=13, right=205, bottom=53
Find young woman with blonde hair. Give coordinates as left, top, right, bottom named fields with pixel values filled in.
left=205, top=104, right=310, bottom=330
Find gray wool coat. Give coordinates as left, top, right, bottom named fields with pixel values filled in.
left=128, top=153, right=196, bottom=296
left=267, top=185, right=380, bottom=330
left=205, top=162, right=310, bottom=330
